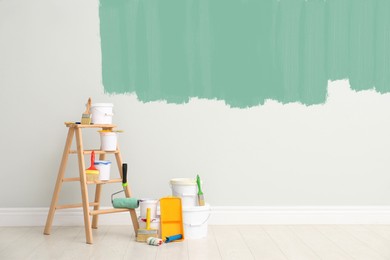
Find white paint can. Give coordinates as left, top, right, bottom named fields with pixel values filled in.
left=100, top=131, right=117, bottom=151
left=91, top=103, right=114, bottom=124
left=139, top=199, right=159, bottom=219
left=170, top=178, right=198, bottom=207
left=183, top=204, right=210, bottom=239
left=94, top=160, right=111, bottom=181
left=138, top=217, right=160, bottom=235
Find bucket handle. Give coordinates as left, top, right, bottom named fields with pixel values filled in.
left=183, top=212, right=211, bottom=227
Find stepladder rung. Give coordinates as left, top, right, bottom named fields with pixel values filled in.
left=62, top=178, right=122, bottom=184
left=68, top=150, right=119, bottom=154
left=90, top=208, right=131, bottom=216
left=86, top=178, right=122, bottom=184
left=62, top=177, right=80, bottom=182
left=56, top=202, right=99, bottom=209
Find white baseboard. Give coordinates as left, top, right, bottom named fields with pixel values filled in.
left=1, top=206, right=390, bottom=226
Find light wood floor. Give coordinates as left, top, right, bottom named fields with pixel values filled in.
left=1, top=225, right=390, bottom=259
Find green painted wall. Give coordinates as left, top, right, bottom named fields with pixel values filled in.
left=100, top=0, right=390, bottom=108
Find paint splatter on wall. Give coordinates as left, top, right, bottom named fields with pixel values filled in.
left=99, top=0, right=390, bottom=108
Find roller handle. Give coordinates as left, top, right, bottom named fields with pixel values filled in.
left=122, top=163, right=128, bottom=187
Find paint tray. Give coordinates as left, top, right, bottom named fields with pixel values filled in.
left=159, top=197, right=184, bottom=241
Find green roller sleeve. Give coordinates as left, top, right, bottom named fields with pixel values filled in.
left=112, top=198, right=139, bottom=209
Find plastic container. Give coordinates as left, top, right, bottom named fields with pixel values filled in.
left=100, top=131, right=117, bottom=151
left=91, top=103, right=113, bottom=124
left=183, top=204, right=210, bottom=239
left=139, top=199, right=159, bottom=219
left=94, top=160, right=111, bottom=181
left=170, top=178, right=198, bottom=207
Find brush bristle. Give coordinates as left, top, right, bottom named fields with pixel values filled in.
left=81, top=114, right=92, bottom=124
left=85, top=169, right=99, bottom=174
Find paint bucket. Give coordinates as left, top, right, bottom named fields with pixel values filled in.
left=183, top=204, right=210, bottom=239
left=138, top=217, right=160, bottom=235
left=139, top=199, right=159, bottom=219
left=170, top=178, right=197, bottom=207
left=91, top=103, right=114, bottom=124
left=100, top=131, right=117, bottom=151
left=94, top=160, right=111, bottom=181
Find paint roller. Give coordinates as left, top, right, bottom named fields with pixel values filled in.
left=111, top=163, right=139, bottom=209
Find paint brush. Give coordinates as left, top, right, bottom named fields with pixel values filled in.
left=85, top=150, right=99, bottom=181
left=81, top=97, right=92, bottom=125
left=137, top=208, right=158, bottom=242
left=196, top=174, right=205, bottom=206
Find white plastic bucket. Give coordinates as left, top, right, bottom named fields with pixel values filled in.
left=170, top=178, right=197, bottom=207
left=183, top=204, right=210, bottom=239
left=139, top=199, right=159, bottom=219
left=100, top=132, right=117, bottom=151
left=91, top=103, right=114, bottom=124
left=94, top=160, right=111, bottom=181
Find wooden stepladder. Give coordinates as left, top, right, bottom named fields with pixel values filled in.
left=43, top=122, right=139, bottom=244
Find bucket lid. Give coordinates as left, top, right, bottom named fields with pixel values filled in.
left=91, top=103, right=113, bottom=107
left=170, top=178, right=196, bottom=186
left=94, top=160, right=112, bottom=165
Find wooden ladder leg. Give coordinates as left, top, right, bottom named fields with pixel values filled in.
left=44, top=127, right=75, bottom=235
left=92, top=153, right=106, bottom=229
left=115, top=151, right=139, bottom=234
left=75, top=128, right=93, bottom=244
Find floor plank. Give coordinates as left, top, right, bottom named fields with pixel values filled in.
left=155, top=238, right=189, bottom=260
left=213, top=225, right=254, bottom=260
left=290, top=225, right=353, bottom=260
left=316, top=225, right=387, bottom=260
left=368, top=225, right=390, bottom=241
left=187, top=226, right=221, bottom=260
left=57, top=225, right=110, bottom=259
left=1, top=225, right=390, bottom=260
left=263, top=225, right=321, bottom=260
left=0, top=227, right=52, bottom=259
left=89, top=226, right=135, bottom=260
left=27, top=226, right=82, bottom=260
left=238, top=226, right=287, bottom=260
left=123, top=232, right=159, bottom=260
left=339, top=225, right=390, bottom=259
left=0, top=226, right=34, bottom=253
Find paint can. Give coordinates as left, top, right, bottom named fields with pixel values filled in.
left=183, top=204, right=210, bottom=239
left=139, top=199, right=159, bottom=219
left=94, top=160, right=111, bottom=181
left=138, top=216, right=160, bottom=235
left=170, top=178, right=198, bottom=207
left=100, top=131, right=117, bottom=151
left=91, top=103, right=114, bottom=124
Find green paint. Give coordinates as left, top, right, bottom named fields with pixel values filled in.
left=99, top=0, right=390, bottom=108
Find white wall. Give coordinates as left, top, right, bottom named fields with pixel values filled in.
left=1, top=0, right=390, bottom=211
